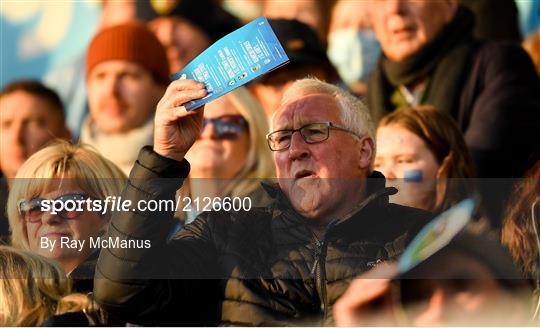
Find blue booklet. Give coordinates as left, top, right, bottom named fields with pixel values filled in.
left=172, top=16, right=289, bottom=111
left=398, top=198, right=475, bottom=274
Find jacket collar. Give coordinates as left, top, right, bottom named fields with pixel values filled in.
left=261, top=171, right=397, bottom=230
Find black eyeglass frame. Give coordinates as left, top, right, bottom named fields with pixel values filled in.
left=265, top=121, right=360, bottom=151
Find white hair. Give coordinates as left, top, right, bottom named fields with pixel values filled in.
left=272, top=78, right=376, bottom=170
left=275, top=78, right=375, bottom=141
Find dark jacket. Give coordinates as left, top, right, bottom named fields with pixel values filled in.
left=94, top=147, right=432, bottom=325
left=368, top=7, right=540, bottom=179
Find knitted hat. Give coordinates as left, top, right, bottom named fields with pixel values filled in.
left=86, top=21, right=170, bottom=85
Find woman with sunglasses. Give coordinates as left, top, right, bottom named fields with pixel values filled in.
left=7, top=141, right=126, bottom=292
left=180, top=86, right=274, bottom=224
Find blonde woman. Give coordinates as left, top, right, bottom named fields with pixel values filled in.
left=181, top=87, right=275, bottom=223
left=7, top=141, right=126, bottom=292
left=0, top=246, right=105, bottom=325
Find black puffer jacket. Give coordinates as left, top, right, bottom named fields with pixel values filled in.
left=94, top=147, right=431, bottom=325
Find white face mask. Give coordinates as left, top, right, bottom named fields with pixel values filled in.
left=327, top=28, right=381, bottom=85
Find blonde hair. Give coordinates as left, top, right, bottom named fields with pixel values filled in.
left=277, top=78, right=375, bottom=142
left=7, top=141, right=126, bottom=250
left=224, top=87, right=275, bottom=197
left=0, top=246, right=88, bottom=326
left=185, top=87, right=274, bottom=199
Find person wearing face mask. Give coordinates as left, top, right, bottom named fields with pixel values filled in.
left=375, top=106, right=476, bottom=214
left=327, top=0, right=381, bottom=96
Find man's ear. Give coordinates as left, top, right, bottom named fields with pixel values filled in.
left=358, top=136, right=375, bottom=170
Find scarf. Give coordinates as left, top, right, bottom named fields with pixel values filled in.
left=79, top=116, right=154, bottom=176
left=368, top=7, right=477, bottom=122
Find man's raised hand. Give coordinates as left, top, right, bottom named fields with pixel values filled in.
left=153, top=79, right=207, bottom=162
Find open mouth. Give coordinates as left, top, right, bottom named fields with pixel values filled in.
left=294, top=170, right=316, bottom=179
left=392, top=26, right=415, bottom=39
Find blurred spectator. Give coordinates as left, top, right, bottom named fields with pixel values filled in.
left=501, top=160, right=540, bottom=322
left=149, top=17, right=212, bottom=74
left=0, top=80, right=70, bottom=244
left=44, top=0, right=138, bottom=139
left=249, top=19, right=340, bottom=118
left=7, top=141, right=125, bottom=293
left=523, top=29, right=540, bottom=75
left=136, top=0, right=241, bottom=42
left=367, top=0, right=540, bottom=178
left=0, top=246, right=101, bottom=326
left=375, top=106, right=476, bottom=213
left=459, top=0, right=521, bottom=42
left=181, top=87, right=274, bottom=224
left=140, top=0, right=241, bottom=75
left=222, top=0, right=263, bottom=23
left=262, top=0, right=334, bottom=42
left=80, top=22, right=169, bottom=175
left=334, top=229, right=531, bottom=326
left=327, top=0, right=381, bottom=96
left=0, top=80, right=70, bottom=181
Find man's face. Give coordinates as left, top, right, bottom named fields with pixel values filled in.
left=0, top=91, right=69, bottom=178
left=272, top=93, right=373, bottom=220
left=370, top=0, right=457, bottom=61
left=87, top=60, right=165, bottom=134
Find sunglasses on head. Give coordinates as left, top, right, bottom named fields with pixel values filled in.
left=201, top=115, right=248, bottom=140
left=17, top=193, right=88, bottom=222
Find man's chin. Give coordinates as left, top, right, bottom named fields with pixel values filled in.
left=289, top=188, right=325, bottom=219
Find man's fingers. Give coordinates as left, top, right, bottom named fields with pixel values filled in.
left=162, top=79, right=205, bottom=99
left=159, top=88, right=207, bottom=111
left=171, top=89, right=207, bottom=107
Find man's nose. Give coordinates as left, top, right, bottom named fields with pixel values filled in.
left=288, top=132, right=310, bottom=160
left=103, top=75, right=122, bottom=98
left=9, top=120, right=25, bottom=146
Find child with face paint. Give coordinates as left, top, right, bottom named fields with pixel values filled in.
left=375, top=106, right=476, bottom=213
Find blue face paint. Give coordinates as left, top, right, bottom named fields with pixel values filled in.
left=404, top=169, right=423, bottom=182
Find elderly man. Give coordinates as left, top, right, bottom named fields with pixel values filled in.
left=367, top=0, right=540, bottom=178
left=80, top=22, right=169, bottom=175
left=94, top=78, right=431, bottom=325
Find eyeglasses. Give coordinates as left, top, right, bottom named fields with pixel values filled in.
left=266, top=122, right=359, bottom=151
left=201, top=115, right=248, bottom=140
left=18, top=193, right=88, bottom=222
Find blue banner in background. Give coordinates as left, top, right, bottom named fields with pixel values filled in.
left=172, top=16, right=289, bottom=111
left=0, top=2, right=100, bottom=87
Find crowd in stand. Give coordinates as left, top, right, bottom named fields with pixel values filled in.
left=0, top=0, right=539, bottom=326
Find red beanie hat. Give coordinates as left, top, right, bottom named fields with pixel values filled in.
left=86, top=21, right=170, bottom=85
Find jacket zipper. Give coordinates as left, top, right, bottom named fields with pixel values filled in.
left=311, top=233, right=330, bottom=320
